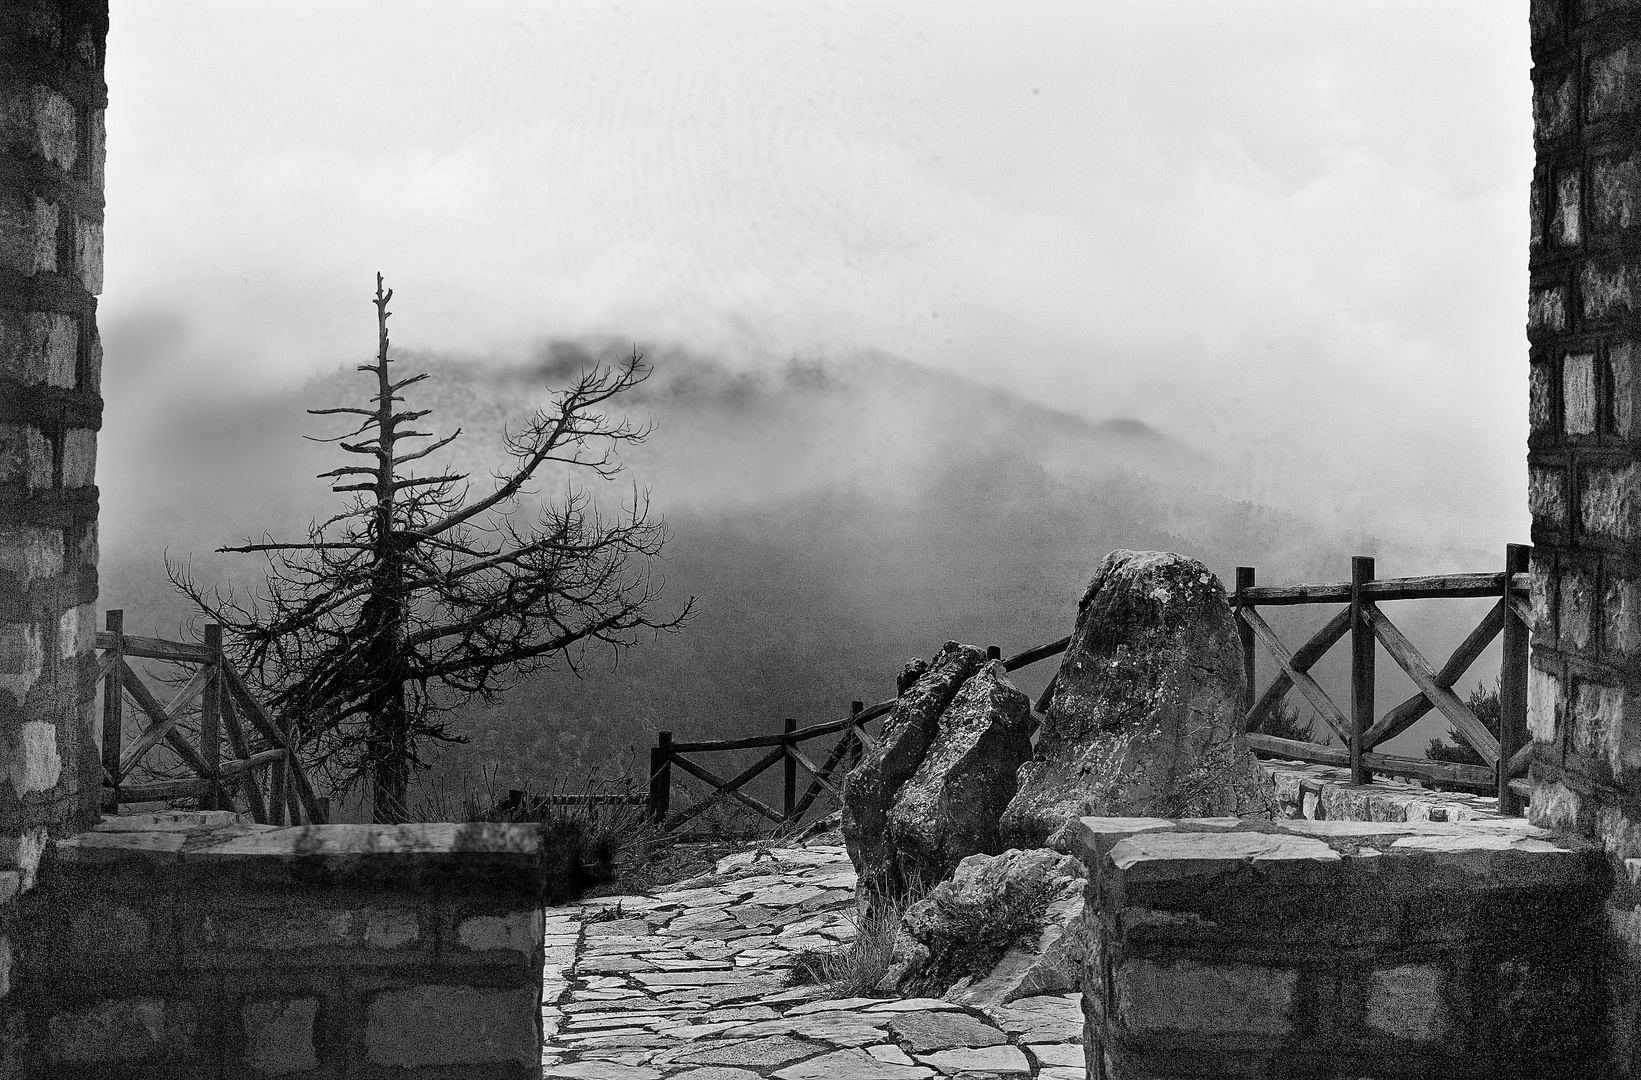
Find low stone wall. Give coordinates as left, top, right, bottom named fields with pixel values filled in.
left=1264, top=759, right=1512, bottom=823
left=0, top=812, right=544, bottom=1079
left=1071, top=815, right=1605, bottom=1079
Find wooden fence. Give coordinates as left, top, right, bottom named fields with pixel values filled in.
left=100, top=557, right=1524, bottom=832
left=489, top=789, right=648, bottom=820
left=645, top=547, right=1537, bottom=828
left=98, top=610, right=326, bottom=824
left=646, top=640, right=1074, bottom=832
left=1233, top=545, right=1533, bottom=814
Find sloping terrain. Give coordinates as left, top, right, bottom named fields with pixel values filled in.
left=97, top=342, right=1480, bottom=805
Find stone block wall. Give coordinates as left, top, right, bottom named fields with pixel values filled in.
left=1528, top=0, right=1641, bottom=844
left=0, top=0, right=108, bottom=850
left=1529, top=4, right=1641, bottom=1073
left=0, top=814, right=546, bottom=1078
left=1072, top=815, right=1605, bottom=1080
left=1265, top=760, right=1513, bottom=823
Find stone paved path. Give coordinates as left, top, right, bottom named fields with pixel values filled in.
left=542, top=841, right=1086, bottom=1079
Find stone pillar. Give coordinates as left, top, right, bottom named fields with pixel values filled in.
left=0, top=0, right=108, bottom=857
left=1073, top=816, right=1605, bottom=1079
left=1529, top=2, right=1641, bottom=1073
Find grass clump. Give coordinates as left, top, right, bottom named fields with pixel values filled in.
left=787, top=896, right=908, bottom=997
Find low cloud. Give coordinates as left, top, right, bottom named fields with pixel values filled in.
left=101, top=0, right=1530, bottom=554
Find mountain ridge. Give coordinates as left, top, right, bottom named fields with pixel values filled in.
left=97, top=340, right=1478, bottom=813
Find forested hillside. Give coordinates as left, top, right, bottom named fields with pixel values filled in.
left=98, top=342, right=1492, bottom=810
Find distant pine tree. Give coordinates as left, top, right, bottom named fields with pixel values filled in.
left=1250, top=701, right=1330, bottom=746
left=1424, top=680, right=1500, bottom=766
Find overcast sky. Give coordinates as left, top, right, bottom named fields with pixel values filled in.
left=101, top=1, right=1531, bottom=557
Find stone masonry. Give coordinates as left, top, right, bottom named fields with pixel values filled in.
left=1528, top=4, right=1641, bottom=1073
left=1265, top=758, right=1516, bottom=824
left=0, top=0, right=108, bottom=841
left=5, top=813, right=545, bottom=1078
left=0, top=0, right=108, bottom=1042
left=1073, top=815, right=1606, bottom=1079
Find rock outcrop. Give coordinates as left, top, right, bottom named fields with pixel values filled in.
left=1000, top=549, right=1273, bottom=850
left=842, top=641, right=987, bottom=893
left=885, top=660, right=1034, bottom=887
left=897, top=656, right=931, bottom=695
left=886, top=847, right=1087, bottom=1006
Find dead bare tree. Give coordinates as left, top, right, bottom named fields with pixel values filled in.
left=171, top=274, right=692, bottom=822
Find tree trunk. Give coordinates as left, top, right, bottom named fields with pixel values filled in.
left=367, top=276, right=407, bottom=824
left=370, top=686, right=411, bottom=823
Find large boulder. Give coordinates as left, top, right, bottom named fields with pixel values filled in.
left=842, top=641, right=987, bottom=894
left=885, top=660, right=1033, bottom=888
left=886, top=847, right=1087, bottom=1006
left=1000, top=550, right=1273, bottom=850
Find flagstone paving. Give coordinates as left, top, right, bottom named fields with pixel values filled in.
left=542, top=841, right=1086, bottom=1079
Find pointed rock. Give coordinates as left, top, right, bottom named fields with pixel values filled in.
left=844, top=642, right=987, bottom=894
left=887, top=660, right=1034, bottom=886
left=1000, top=550, right=1274, bottom=850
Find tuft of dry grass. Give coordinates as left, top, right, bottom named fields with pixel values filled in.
left=787, top=900, right=905, bottom=997
left=787, top=870, right=931, bottom=998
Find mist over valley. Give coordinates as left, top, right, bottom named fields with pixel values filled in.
left=96, top=339, right=1496, bottom=813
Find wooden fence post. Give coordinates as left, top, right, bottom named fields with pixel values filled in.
left=1235, top=567, right=1255, bottom=718
left=101, top=609, right=124, bottom=813
left=1499, top=543, right=1532, bottom=815
left=266, top=688, right=290, bottom=825
left=1350, top=557, right=1375, bottom=786
left=278, top=713, right=311, bottom=824
left=783, top=718, right=798, bottom=821
left=269, top=752, right=289, bottom=826
left=268, top=702, right=298, bottom=825
left=201, top=624, right=222, bottom=809
left=849, top=701, right=865, bottom=769
left=649, top=731, right=672, bottom=823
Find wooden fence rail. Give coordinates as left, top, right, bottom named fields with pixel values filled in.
left=98, top=610, right=326, bottom=824
left=647, top=642, right=1081, bottom=832
left=647, top=547, right=1537, bottom=829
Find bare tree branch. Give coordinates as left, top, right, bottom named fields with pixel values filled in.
left=170, top=274, right=691, bottom=822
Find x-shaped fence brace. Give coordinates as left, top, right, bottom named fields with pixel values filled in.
left=648, top=706, right=881, bottom=832
left=1233, top=546, right=1533, bottom=813
left=97, top=610, right=326, bottom=824
left=647, top=638, right=1076, bottom=833
left=644, top=547, right=1538, bottom=832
